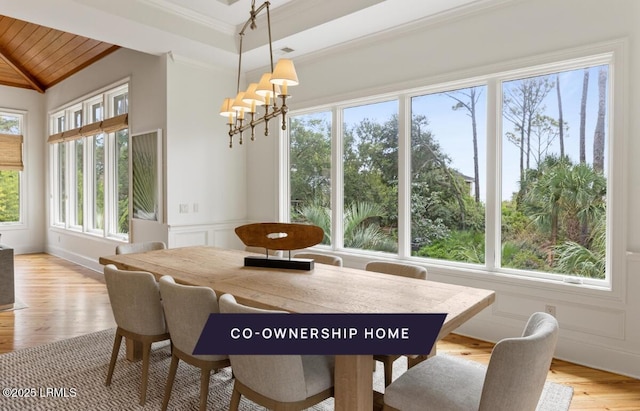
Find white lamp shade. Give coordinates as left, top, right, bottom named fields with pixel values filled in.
left=270, top=59, right=299, bottom=86
left=256, top=73, right=280, bottom=98
left=219, top=98, right=236, bottom=117
left=231, top=92, right=251, bottom=112
left=242, top=83, right=265, bottom=106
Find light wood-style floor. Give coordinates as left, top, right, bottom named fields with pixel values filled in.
left=1, top=253, right=639, bottom=410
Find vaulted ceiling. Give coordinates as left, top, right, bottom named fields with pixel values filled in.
left=0, top=15, right=119, bottom=93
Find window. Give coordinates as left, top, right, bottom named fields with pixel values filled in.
left=500, top=65, right=608, bottom=279
left=343, top=101, right=398, bottom=253
left=285, top=52, right=615, bottom=286
left=0, top=111, right=25, bottom=225
left=289, top=111, right=332, bottom=245
left=411, top=86, right=487, bottom=262
left=50, top=82, right=129, bottom=240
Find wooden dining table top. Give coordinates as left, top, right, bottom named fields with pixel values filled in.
left=99, top=245, right=495, bottom=410
left=99, top=245, right=495, bottom=339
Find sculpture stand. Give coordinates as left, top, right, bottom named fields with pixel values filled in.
left=244, top=255, right=314, bottom=271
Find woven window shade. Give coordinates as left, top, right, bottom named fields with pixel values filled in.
left=47, top=132, right=64, bottom=144
left=48, top=113, right=129, bottom=143
left=47, top=127, right=82, bottom=143
left=0, top=133, right=24, bottom=171
left=101, top=113, right=128, bottom=133
left=79, top=121, right=102, bottom=137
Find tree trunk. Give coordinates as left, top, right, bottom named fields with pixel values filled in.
left=593, top=67, right=607, bottom=172
left=556, top=74, right=565, bottom=158
left=470, top=89, right=480, bottom=203
left=579, top=69, right=589, bottom=164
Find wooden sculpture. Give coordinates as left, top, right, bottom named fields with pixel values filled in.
left=235, top=222, right=324, bottom=270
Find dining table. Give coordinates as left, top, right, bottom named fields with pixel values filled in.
left=99, top=245, right=495, bottom=411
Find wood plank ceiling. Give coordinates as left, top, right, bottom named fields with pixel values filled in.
left=0, top=15, right=119, bottom=93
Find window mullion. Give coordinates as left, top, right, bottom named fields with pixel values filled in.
left=485, top=78, right=499, bottom=271
left=332, top=107, right=343, bottom=250
left=397, top=95, right=411, bottom=258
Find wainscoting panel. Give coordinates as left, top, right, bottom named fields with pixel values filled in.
left=167, top=222, right=246, bottom=250
left=494, top=291, right=625, bottom=339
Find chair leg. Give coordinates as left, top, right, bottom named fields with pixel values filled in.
left=199, top=368, right=211, bottom=411
left=139, top=342, right=152, bottom=405
left=161, top=355, right=180, bottom=411
left=105, top=330, right=123, bottom=386
left=383, top=358, right=393, bottom=387
left=229, top=381, right=241, bottom=411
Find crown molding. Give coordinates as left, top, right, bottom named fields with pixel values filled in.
left=137, top=0, right=236, bottom=35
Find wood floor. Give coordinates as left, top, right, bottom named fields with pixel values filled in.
left=1, top=253, right=639, bottom=410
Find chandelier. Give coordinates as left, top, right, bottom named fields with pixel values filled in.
left=219, top=0, right=299, bottom=148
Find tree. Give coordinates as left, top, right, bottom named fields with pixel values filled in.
left=529, top=114, right=564, bottom=169
left=446, top=87, right=482, bottom=203
left=555, top=73, right=565, bottom=157
left=579, top=68, right=589, bottom=164
left=503, top=76, right=554, bottom=189
left=411, top=114, right=470, bottom=230
left=289, top=116, right=332, bottom=210
left=554, top=214, right=606, bottom=279
left=0, top=170, right=20, bottom=222
left=593, top=67, right=607, bottom=172
left=520, top=157, right=606, bottom=264
left=343, top=116, right=398, bottom=229
left=298, top=201, right=396, bottom=252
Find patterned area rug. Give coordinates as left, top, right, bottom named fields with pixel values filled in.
left=0, top=329, right=573, bottom=410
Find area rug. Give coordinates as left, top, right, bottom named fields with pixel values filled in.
left=0, top=329, right=573, bottom=410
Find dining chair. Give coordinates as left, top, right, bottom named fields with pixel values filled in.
left=365, top=261, right=427, bottom=280
left=115, top=241, right=166, bottom=254
left=218, top=293, right=335, bottom=411
left=245, top=245, right=283, bottom=257
left=365, top=261, right=428, bottom=387
left=158, top=275, right=231, bottom=411
left=293, top=252, right=343, bottom=267
left=103, top=264, right=170, bottom=405
left=383, top=312, right=559, bottom=411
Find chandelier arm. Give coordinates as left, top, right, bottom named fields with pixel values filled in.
left=236, top=33, right=244, bottom=94
left=266, top=2, right=274, bottom=73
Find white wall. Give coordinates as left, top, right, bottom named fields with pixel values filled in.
left=245, top=0, right=640, bottom=378
left=165, top=56, right=247, bottom=249
left=45, top=48, right=167, bottom=270
left=41, top=48, right=250, bottom=267
left=0, top=86, right=45, bottom=254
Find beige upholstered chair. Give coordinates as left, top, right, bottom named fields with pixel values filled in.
left=218, top=293, right=335, bottom=411
left=245, top=245, right=283, bottom=257
left=104, top=264, right=170, bottom=405
left=383, top=312, right=559, bottom=411
left=158, top=276, right=231, bottom=411
left=365, top=261, right=427, bottom=280
left=293, top=252, right=343, bottom=267
left=115, top=241, right=166, bottom=255
left=365, top=261, right=428, bottom=386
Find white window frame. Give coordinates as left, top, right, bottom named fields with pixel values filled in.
left=283, top=40, right=626, bottom=295
left=0, top=109, right=27, bottom=228
left=49, top=79, right=130, bottom=242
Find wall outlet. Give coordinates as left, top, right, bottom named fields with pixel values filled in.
left=193, top=203, right=199, bottom=213
left=545, top=304, right=556, bottom=317
left=179, top=204, right=189, bottom=213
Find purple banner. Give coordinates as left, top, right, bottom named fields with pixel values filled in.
left=193, top=313, right=446, bottom=355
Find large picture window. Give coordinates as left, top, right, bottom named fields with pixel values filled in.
left=285, top=52, right=615, bottom=286
left=49, top=82, right=129, bottom=240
